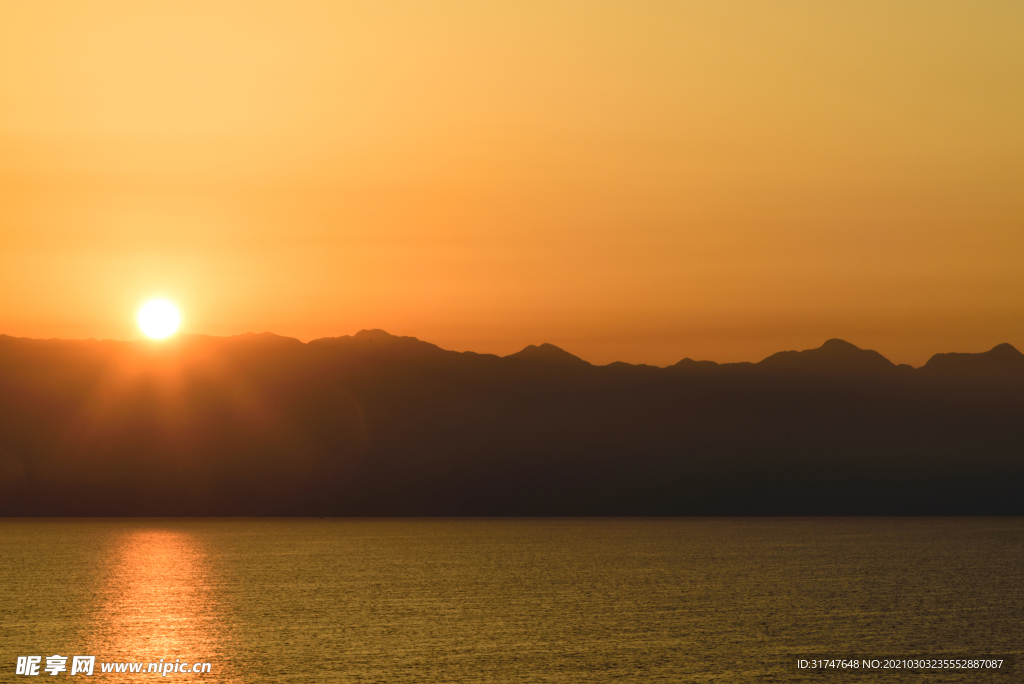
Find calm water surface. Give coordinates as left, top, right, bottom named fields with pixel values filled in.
left=1, top=518, right=1021, bottom=682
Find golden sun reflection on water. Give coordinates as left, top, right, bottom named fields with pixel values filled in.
left=86, top=528, right=236, bottom=681
left=3, top=520, right=1024, bottom=682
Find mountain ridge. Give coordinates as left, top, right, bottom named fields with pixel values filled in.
left=2, top=330, right=1023, bottom=516
left=5, top=330, right=1020, bottom=372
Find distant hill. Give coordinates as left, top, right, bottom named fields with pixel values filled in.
left=504, top=342, right=590, bottom=365
left=0, top=331, right=1022, bottom=516
left=922, top=342, right=1024, bottom=378
left=757, top=338, right=899, bottom=374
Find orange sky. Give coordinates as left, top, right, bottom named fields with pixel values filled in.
left=1, top=1, right=1022, bottom=366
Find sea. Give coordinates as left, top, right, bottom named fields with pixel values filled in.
left=1, top=518, right=1021, bottom=682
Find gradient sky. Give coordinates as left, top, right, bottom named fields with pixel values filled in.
left=1, top=1, right=1022, bottom=366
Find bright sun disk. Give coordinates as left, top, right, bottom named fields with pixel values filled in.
left=138, top=300, right=180, bottom=339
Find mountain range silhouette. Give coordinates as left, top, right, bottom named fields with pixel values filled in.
left=1, top=330, right=1022, bottom=515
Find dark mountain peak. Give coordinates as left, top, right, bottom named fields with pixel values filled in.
left=819, top=338, right=861, bottom=353
left=758, top=339, right=895, bottom=373
left=353, top=328, right=399, bottom=341
left=670, top=357, right=721, bottom=371
left=350, top=329, right=444, bottom=353
left=988, top=342, right=1024, bottom=359
left=308, top=329, right=447, bottom=360
left=923, top=343, right=1024, bottom=376
left=505, top=343, right=590, bottom=365
left=311, top=329, right=430, bottom=347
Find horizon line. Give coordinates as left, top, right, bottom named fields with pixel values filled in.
left=1, top=329, right=1019, bottom=371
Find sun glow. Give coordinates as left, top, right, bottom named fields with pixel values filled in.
left=138, top=300, right=180, bottom=339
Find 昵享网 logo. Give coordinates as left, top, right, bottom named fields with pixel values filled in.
left=15, top=655, right=211, bottom=676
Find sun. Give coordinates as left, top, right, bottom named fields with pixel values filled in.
left=138, top=300, right=181, bottom=339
